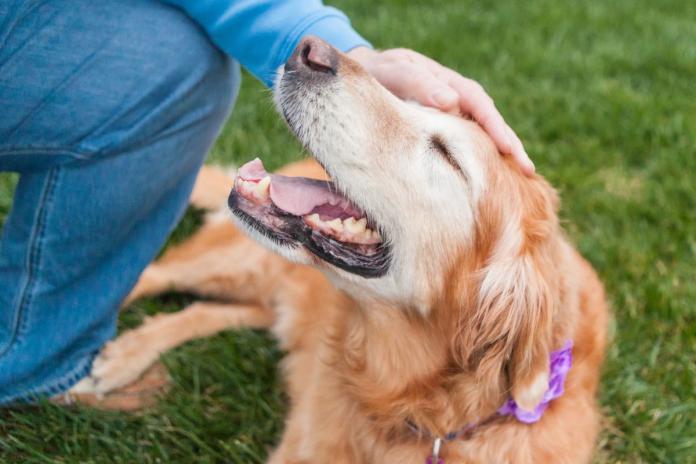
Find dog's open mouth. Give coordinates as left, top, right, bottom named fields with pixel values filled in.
left=228, top=159, right=390, bottom=278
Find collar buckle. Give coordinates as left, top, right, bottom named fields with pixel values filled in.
left=426, top=437, right=444, bottom=464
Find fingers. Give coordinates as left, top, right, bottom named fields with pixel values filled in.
left=414, top=56, right=461, bottom=113
left=446, top=73, right=510, bottom=149
left=430, top=86, right=459, bottom=113
left=446, top=72, right=534, bottom=176
left=506, top=126, right=535, bottom=175
left=371, top=50, right=461, bottom=113
left=377, top=63, right=459, bottom=113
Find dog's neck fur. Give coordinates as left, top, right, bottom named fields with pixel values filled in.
left=331, top=296, right=503, bottom=436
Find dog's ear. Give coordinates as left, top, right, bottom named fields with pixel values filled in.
left=466, top=251, right=555, bottom=410
left=455, top=176, right=560, bottom=410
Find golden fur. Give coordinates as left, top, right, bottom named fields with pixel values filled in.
left=76, top=154, right=607, bottom=463
left=73, top=40, right=608, bottom=463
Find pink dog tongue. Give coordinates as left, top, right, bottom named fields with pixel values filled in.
left=238, top=158, right=362, bottom=217
left=270, top=175, right=341, bottom=216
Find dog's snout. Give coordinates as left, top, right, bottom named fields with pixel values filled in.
left=286, top=36, right=338, bottom=75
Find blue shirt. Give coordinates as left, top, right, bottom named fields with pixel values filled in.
left=164, top=0, right=371, bottom=87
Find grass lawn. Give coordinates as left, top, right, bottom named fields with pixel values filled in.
left=1, top=0, right=695, bottom=462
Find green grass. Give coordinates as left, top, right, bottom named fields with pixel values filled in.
left=1, top=0, right=695, bottom=462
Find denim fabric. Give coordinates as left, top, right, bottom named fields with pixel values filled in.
left=0, top=0, right=240, bottom=404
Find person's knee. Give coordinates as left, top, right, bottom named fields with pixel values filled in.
left=146, top=4, right=240, bottom=123
left=83, top=2, right=240, bottom=155
left=0, top=0, right=240, bottom=162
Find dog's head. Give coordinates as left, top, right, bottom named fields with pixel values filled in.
left=229, top=37, right=562, bottom=411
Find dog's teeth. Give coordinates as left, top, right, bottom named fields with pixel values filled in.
left=303, top=213, right=381, bottom=244
left=305, top=213, right=321, bottom=226
left=256, top=176, right=271, bottom=198
left=344, top=217, right=367, bottom=235
left=327, top=218, right=343, bottom=232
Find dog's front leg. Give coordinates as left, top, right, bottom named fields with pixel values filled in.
left=267, top=401, right=359, bottom=464
left=70, top=302, right=273, bottom=394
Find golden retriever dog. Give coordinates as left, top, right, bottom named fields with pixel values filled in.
left=68, top=37, right=608, bottom=463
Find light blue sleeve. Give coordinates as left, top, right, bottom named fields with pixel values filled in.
left=163, top=0, right=371, bottom=87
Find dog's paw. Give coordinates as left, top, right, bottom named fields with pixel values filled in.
left=70, top=331, right=161, bottom=395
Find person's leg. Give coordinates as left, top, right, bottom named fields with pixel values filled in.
left=0, top=0, right=240, bottom=404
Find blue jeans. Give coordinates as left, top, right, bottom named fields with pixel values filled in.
left=0, top=0, right=240, bottom=404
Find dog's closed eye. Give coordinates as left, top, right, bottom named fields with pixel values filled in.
left=430, top=135, right=465, bottom=179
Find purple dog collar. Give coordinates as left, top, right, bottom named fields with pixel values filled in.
left=498, top=339, right=574, bottom=423
left=418, top=341, right=574, bottom=464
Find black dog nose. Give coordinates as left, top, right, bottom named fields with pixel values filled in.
left=287, top=36, right=338, bottom=75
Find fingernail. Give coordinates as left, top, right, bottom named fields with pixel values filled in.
left=524, top=154, right=536, bottom=174
left=528, top=160, right=536, bottom=174
left=431, top=88, right=457, bottom=107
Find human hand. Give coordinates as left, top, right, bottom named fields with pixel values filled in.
left=347, top=47, right=534, bottom=175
